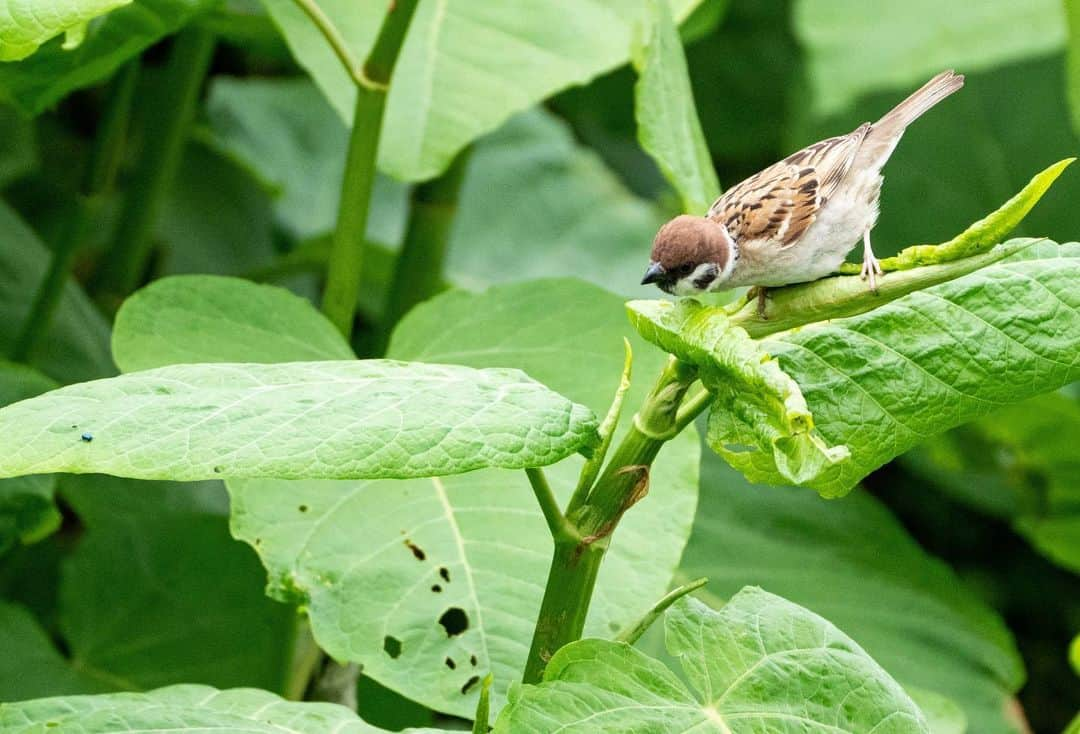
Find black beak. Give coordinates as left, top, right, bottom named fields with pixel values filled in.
left=641, top=262, right=665, bottom=286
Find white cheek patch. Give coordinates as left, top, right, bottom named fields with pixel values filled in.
left=673, top=262, right=724, bottom=295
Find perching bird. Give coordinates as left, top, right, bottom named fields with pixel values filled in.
left=641, top=70, right=964, bottom=310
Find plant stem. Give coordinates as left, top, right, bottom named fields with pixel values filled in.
left=382, top=148, right=471, bottom=335
left=11, top=61, right=138, bottom=361
left=615, top=576, right=707, bottom=645
left=290, top=0, right=365, bottom=87
left=282, top=616, right=323, bottom=700
left=526, top=467, right=570, bottom=540
left=91, top=28, right=215, bottom=308
left=319, top=0, right=420, bottom=337
left=522, top=357, right=698, bottom=682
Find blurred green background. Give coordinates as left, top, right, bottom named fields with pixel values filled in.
left=1, top=0, right=1079, bottom=732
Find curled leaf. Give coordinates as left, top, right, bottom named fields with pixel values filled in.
left=627, top=299, right=849, bottom=492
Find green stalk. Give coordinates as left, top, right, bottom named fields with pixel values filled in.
left=11, top=61, right=138, bottom=361
left=522, top=357, right=697, bottom=683
left=92, top=28, right=216, bottom=308
left=615, top=576, right=707, bottom=645
left=383, top=148, right=471, bottom=334
left=319, top=0, right=420, bottom=337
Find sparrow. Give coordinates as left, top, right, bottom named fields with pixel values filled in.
left=641, top=70, right=965, bottom=310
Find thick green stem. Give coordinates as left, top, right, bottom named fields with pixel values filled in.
left=522, top=357, right=697, bottom=683
left=383, top=148, right=471, bottom=333
left=92, top=28, right=215, bottom=307
left=11, top=61, right=138, bottom=361
left=318, top=0, right=419, bottom=337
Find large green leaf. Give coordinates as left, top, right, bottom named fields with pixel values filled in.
left=0, top=200, right=112, bottom=384
left=0, top=0, right=218, bottom=115
left=675, top=451, right=1025, bottom=734
left=0, top=602, right=108, bottom=700
left=634, top=241, right=1080, bottom=496
left=56, top=475, right=297, bottom=692
left=200, top=76, right=409, bottom=242
left=447, top=110, right=666, bottom=298
left=496, top=589, right=927, bottom=732
left=632, top=0, right=720, bottom=214
left=792, top=0, right=1066, bottom=116
left=152, top=277, right=700, bottom=718
left=0, top=0, right=130, bottom=61
left=1068, top=0, right=1080, bottom=135
left=259, top=0, right=700, bottom=181
left=0, top=360, right=598, bottom=481
left=0, top=684, right=444, bottom=732
left=0, top=362, right=58, bottom=554
left=113, top=275, right=353, bottom=371
left=904, top=391, right=1080, bottom=574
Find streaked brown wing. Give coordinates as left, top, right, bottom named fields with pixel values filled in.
left=707, top=123, right=870, bottom=247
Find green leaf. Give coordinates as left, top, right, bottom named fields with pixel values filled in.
left=259, top=0, right=701, bottom=181
left=56, top=475, right=297, bottom=692
left=0, top=0, right=217, bottom=116
left=628, top=298, right=849, bottom=488
left=632, top=0, right=721, bottom=214
left=0, top=360, right=598, bottom=481
left=792, top=0, right=1066, bottom=116
left=496, top=589, right=928, bottom=732
left=0, top=105, right=36, bottom=186
left=1068, top=0, right=1080, bottom=135
left=0, top=602, right=108, bottom=699
left=675, top=452, right=1025, bottom=734
left=0, top=362, right=59, bottom=553
left=0, top=0, right=130, bottom=61
left=113, top=275, right=353, bottom=372
left=448, top=110, right=667, bottom=298
left=907, top=687, right=968, bottom=734
left=0, top=200, right=113, bottom=383
left=199, top=76, right=409, bottom=242
left=837, top=158, right=1074, bottom=273
left=0, top=684, right=446, bottom=732
left=226, top=279, right=699, bottom=718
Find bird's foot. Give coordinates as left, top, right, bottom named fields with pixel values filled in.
left=860, top=231, right=884, bottom=293
left=747, top=286, right=769, bottom=319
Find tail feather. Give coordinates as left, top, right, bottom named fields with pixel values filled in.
left=875, top=69, right=965, bottom=136
left=856, top=70, right=964, bottom=170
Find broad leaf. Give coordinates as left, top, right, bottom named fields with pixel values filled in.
left=200, top=77, right=409, bottom=242
left=0, top=683, right=445, bottom=732
left=0, top=602, right=108, bottom=699
left=675, top=451, right=1024, bottom=734
left=259, top=0, right=700, bottom=181
left=907, top=688, right=968, bottom=734
left=0, top=361, right=598, bottom=481
left=1069, top=0, right=1080, bottom=135
left=0, top=0, right=218, bottom=115
left=0, top=362, right=58, bottom=553
left=113, top=275, right=353, bottom=371
left=0, top=200, right=112, bottom=383
left=636, top=241, right=1080, bottom=496
left=496, top=589, right=927, bottom=732
left=55, top=475, right=297, bottom=692
left=792, top=0, right=1066, bottom=116
left=193, top=278, right=699, bottom=717
left=629, top=298, right=849, bottom=488
left=633, top=0, right=720, bottom=214
left=0, top=0, right=130, bottom=61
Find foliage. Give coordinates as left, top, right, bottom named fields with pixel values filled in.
left=1, top=2, right=1079, bottom=733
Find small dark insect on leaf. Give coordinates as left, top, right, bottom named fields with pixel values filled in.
left=80, top=432, right=93, bottom=442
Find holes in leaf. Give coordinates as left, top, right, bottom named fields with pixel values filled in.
left=470, top=654, right=478, bottom=667
left=445, top=657, right=456, bottom=670
left=431, top=584, right=442, bottom=593
left=404, top=539, right=426, bottom=561
left=213, top=466, right=224, bottom=474
left=383, top=635, right=402, bottom=659
left=254, top=538, right=262, bottom=546
left=438, top=566, right=450, bottom=582
left=438, top=607, right=469, bottom=637
left=298, top=504, right=308, bottom=513
left=461, top=675, right=480, bottom=695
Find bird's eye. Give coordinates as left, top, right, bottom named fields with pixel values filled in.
left=678, top=264, right=695, bottom=276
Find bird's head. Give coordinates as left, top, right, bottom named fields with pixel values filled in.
left=641, top=215, right=737, bottom=295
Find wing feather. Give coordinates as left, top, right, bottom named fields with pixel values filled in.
left=707, top=123, right=870, bottom=247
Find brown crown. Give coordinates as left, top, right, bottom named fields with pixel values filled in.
left=650, top=215, right=731, bottom=271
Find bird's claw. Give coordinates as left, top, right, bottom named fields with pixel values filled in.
left=860, top=253, right=883, bottom=293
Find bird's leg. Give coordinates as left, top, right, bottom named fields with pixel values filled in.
left=860, top=230, right=883, bottom=293
left=747, top=285, right=769, bottom=318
